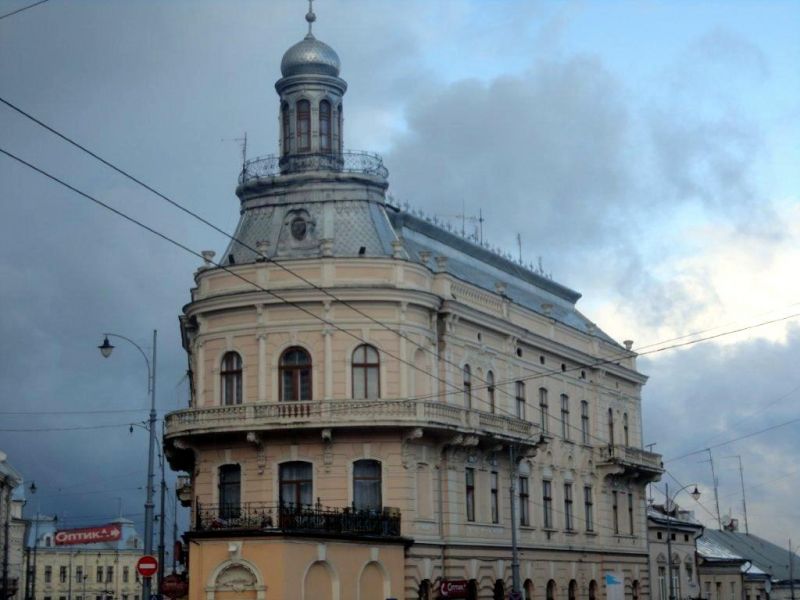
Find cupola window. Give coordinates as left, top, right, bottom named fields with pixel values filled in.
left=319, top=100, right=331, bottom=152
left=296, top=99, right=311, bottom=152
left=280, top=347, right=312, bottom=401
left=281, top=102, right=291, bottom=155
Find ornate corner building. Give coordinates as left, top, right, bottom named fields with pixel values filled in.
left=164, top=7, right=663, bottom=600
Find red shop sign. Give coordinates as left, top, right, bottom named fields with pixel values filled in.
left=54, top=524, right=121, bottom=546
left=440, top=580, right=469, bottom=599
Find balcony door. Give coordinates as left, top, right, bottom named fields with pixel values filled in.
left=218, top=464, right=241, bottom=519
left=279, top=461, right=313, bottom=508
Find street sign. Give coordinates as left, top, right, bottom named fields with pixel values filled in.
left=136, top=555, right=159, bottom=578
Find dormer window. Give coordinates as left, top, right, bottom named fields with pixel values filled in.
left=319, top=100, right=331, bottom=152
left=296, top=100, right=310, bottom=152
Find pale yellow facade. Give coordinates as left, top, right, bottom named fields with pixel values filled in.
left=164, top=8, right=662, bottom=600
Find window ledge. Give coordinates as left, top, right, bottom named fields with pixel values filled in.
left=585, top=530, right=598, bottom=536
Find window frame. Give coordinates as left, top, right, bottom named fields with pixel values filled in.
left=542, top=479, right=553, bottom=529
left=515, top=381, right=525, bottom=419
left=539, top=388, right=549, bottom=434
left=612, top=490, right=619, bottom=534
left=281, top=102, right=291, bottom=155
left=352, top=459, right=382, bottom=511
left=279, top=346, right=312, bottom=402
left=564, top=483, right=574, bottom=531
left=628, top=491, right=635, bottom=534
left=279, top=461, right=313, bottom=508
left=218, top=463, right=241, bottom=519
left=463, top=364, right=472, bottom=409
left=624, top=412, right=630, bottom=446
left=608, top=407, right=615, bottom=445
left=561, top=393, right=570, bottom=440
left=584, top=485, right=594, bottom=532
left=220, top=351, right=243, bottom=406
left=487, top=370, right=496, bottom=413
left=490, top=471, right=499, bottom=524
left=519, top=476, right=530, bottom=526
left=465, top=467, right=475, bottom=522
left=352, top=344, right=380, bottom=400
left=581, top=400, right=590, bottom=444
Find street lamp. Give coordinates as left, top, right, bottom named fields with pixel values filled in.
left=98, top=331, right=158, bottom=600
left=664, top=482, right=701, bottom=600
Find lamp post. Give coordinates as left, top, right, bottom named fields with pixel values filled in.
left=98, top=331, right=157, bottom=600
left=27, top=482, right=38, bottom=600
left=665, top=482, right=701, bottom=600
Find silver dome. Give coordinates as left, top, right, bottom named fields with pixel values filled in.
left=280, top=34, right=341, bottom=78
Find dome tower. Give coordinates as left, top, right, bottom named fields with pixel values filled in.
left=276, top=1, right=347, bottom=173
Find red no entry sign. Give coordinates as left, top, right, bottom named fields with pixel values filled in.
left=136, top=555, right=158, bottom=578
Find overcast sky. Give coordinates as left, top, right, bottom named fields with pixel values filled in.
left=1, top=0, right=799, bottom=548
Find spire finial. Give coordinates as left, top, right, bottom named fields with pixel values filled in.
left=305, top=0, right=316, bottom=37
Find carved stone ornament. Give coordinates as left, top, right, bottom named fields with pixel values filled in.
left=215, top=564, right=257, bottom=592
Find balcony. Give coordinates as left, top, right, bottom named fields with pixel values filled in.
left=165, top=398, right=536, bottom=443
left=192, top=501, right=402, bottom=540
left=239, top=150, right=389, bottom=184
left=597, top=444, right=663, bottom=482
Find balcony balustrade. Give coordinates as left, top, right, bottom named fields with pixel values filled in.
left=597, top=444, right=664, bottom=481
left=194, top=501, right=401, bottom=538
left=165, top=398, right=538, bottom=443
left=239, top=150, right=389, bottom=184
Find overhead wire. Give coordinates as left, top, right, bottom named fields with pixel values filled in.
left=0, top=0, right=49, bottom=20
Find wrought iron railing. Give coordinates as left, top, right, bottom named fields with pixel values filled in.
left=194, top=500, right=401, bottom=537
left=239, top=150, right=388, bottom=183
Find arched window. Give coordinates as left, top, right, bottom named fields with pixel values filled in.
left=581, top=400, right=590, bottom=444
left=487, top=371, right=496, bottom=413
left=589, top=580, right=598, bottom=600
left=319, top=100, right=332, bottom=152
left=280, top=347, right=312, bottom=401
left=547, top=580, right=557, bottom=600
left=279, top=461, right=312, bottom=507
left=353, top=459, right=382, bottom=511
left=493, top=579, right=505, bottom=600
left=608, top=407, right=615, bottom=445
left=281, top=102, right=291, bottom=155
left=524, top=580, right=534, bottom=600
left=418, top=580, right=432, bottom=600
left=352, top=344, right=380, bottom=399
left=516, top=381, right=526, bottom=419
left=623, top=412, right=630, bottom=446
left=218, top=464, right=241, bottom=519
left=569, top=580, right=578, bottom=600
left=632, top=580, right=640, bottom=600
left=539, top=387, right=549, bottom=434
left=337, top=104, right=343, bottom=152
left=220, top=351, right=242, bottom=406
left=467, top=580, right=478, bottom=600
left=463, top=365, right=472, bottom=409
left=296, top=99, right=310, bottom=151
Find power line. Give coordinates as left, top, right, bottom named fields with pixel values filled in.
left=665, top=416, right=800, bottom=463
left=4, top=143, right=800, bottom=451
left=0, top=422, right=136, bottom=433
left=0, top=408, right=149, bottom=415
left=0, top=0, right=49, bottom=20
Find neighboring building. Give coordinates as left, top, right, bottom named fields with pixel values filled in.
left=1, top=451, right=26, bottom=600
left=24, top=517, right=143, bottom=600
left=647, top=505, right=703, bottom=600
left=698, top=529, right=799, bottom=600
left=164, top=6, right=663, bottom=600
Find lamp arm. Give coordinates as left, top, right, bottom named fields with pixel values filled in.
left=102, top=333, right=152, bottom=381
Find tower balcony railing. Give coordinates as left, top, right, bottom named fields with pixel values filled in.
left=239, top=150, right=389, bottom=184
left=164, top=398, right=537, bottom=443
left=597, top=443, right=664, bottom=480
left=193, top=500, right=401, bottom=538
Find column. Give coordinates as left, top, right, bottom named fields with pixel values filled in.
left=258, top=333, right=267, bottom=402
left=323, top=329, right=333, bottom=400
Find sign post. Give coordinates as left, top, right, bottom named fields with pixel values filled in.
left=137, top=556, right=159, bottom=579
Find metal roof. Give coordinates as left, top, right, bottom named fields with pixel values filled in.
left=700, top=530, right=800, bottom=581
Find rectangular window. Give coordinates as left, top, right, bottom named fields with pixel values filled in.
left=122, top=566, right=129, bottom=583
left=612, top=490, right=619, bottom=534
left=539, top=388, right=549, bottom=434
left=465, top=468, right=475, bottom=522
left=490, top=471, right=499, bottom=523
left=219, top=463, right=242, bottom=518
left=564, top=483, right=574, bottom=531
left=96, top=567, right=102, bottom=583
left=542, top=480, right=553, bottom=529
left=60, top=596, right=66, bottom=600
left=75, top=567, right=83, bottom=583
left=279, top=461, right=313, bottom=507
left=44, top=566, right=52, bottom=583
left=672, top=567, right=681, bottom=600
left=628, top=492, right=635, bottom=534
left=123, top=596, right=128, bottom=600
left=716, top=582, right=722, bottom=600
left=106, top=566, right=113, bottom=583
left=516, top=381, right=526, bottom=419
left=581, top=401, right=590, bottom=444
left=561, top=394, right=570, bottom=440
left=60, top=566, right=67, bottom=583
left=353, top=459, right=382, bottom=511
left=519, top=476, right=530, bottom=526
left=730, top=583, right=736, bottom=600
left=584, top=485, right=594, bottom=532
left=704, top=582, right=711, bottom=600
left=658, top=567, right=667, bottom=600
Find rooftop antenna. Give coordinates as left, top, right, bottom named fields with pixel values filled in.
left=222, top=132, right=248, bottom=179
left=705, top=448, right=723, bottom=528
left=461, top=200, right=466, bottom=237
left=724, top=455, right=750, bottom=534
left=516, top=233, right=522, bottom=262
left=305, top=0, right=316, bottom=37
